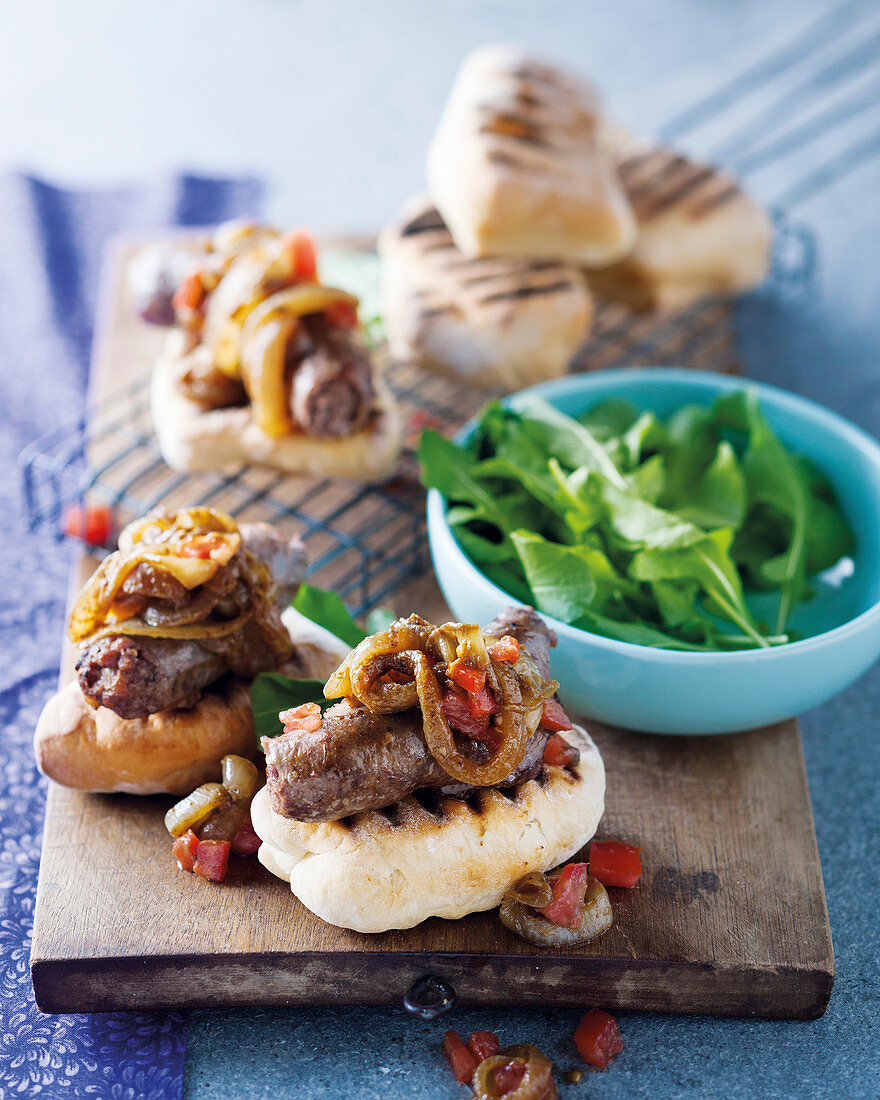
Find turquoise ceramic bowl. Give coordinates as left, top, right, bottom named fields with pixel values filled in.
left=427, top=368, right=880, bottom=734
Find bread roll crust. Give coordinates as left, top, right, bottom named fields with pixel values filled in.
left=34, top=678, right=256, bottom=795
left=587, top=126, right=772, bottom=310
left=151, top=331, right=402, bottom=483
left=428, top=45, right=636, bottom=265
left=380, top=198, right=593, bottom=391
left=253, top=723, right=604, bottom=933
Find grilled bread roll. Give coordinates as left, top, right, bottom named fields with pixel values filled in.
left=586, top=128, right=773, bottom=311
left=34, top=678, right=256, bottom=796
left=379, top=199, right=593, bottom=390
left=151, top=330, right=402, bottom=483
left=252, top=723, right=605, bottom=933
left=427, top=45, right=636, bottom=266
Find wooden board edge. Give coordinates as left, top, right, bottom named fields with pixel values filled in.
left=31, top=950, right=834, bottom=1020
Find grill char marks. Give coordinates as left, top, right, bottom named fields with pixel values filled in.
left=617, top=144, right=741, bottom=222
left=379, top=193, right=593, bottom=389
left=479, top=280, right=575, bottom=305
left=400, top=209, right=447, bottom=236
left=393, top=205, right=585, bottom=312
left=322, top=761, right=582, bottom=838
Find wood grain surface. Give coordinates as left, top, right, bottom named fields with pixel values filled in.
left=29, top=239, right=833, bottom=1019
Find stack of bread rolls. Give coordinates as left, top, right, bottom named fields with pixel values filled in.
left=381, top=45, right=771, bottom=391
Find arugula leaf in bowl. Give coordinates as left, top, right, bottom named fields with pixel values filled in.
left=419, top=391, right=854, bottom=652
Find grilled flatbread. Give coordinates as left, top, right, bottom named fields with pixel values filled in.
left=586, top=128, right=773, bottom=310
left=252, top=723, right=605, bottom=933
left=427, top=45, right=636, bottom=266
left=379, top=198, right=593, bottom=391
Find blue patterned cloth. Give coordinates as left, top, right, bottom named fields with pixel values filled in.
left=0, top=174, right=263, bottom=1099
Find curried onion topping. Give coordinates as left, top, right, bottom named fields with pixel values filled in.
left=472, top=1044, right=557, bottom=1100
left=499, top=877, right=613, bottom=949
left=68, top=507, right=291, bottom=666
left=323, top=614, right=557, bottom=787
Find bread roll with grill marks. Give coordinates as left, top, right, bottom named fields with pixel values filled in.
left=427, top=45, right=636, bottom=265
left=252, top=723, right=604, bottom=933
left=586, top=128, right=773, bottom=311
left=380, top=199, right=593, bottom=391
left=151, top=330, right=402, bottom=483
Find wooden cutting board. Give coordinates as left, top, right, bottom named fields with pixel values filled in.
left=29, top=239, right=833, bottom=1019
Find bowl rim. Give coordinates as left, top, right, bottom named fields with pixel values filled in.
left=426, top=366, right=880, bottom=664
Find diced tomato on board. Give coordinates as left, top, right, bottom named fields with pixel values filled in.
left=62, top=502, right=114, bottom=547
left=172, top=829, right=199, bottom=873
left=540, top=698, right=573, bottom=732
left=589, top=840, right=642, bottom=888
left=543, top=732, right=580, bottom=769
left=442, top=1030, right=478, bottom=1084
left=540, top=862, right=590, bottom=930
left=488, top=636, right=520, bottom=663
left=574, top=1009, right=624, bottom=1070
left=193, top=839, right=231, bottom=882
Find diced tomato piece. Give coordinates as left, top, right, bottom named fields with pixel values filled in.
left=283, top=229, right=318, bottom=281
left=442, top=1030, right=478, bottom=1084
left=406, top=410, right=442, bottom=446
left=543, top=732, right=580, bottom=769
left=441, top=688, right=490, bottom=739
left=451, top=663, right=487, bottom=694
left=193, top=839, right=231, bottom=882
left=467, top=685, right=500, bottom=719
left=280, top=702, right=323, bottom=734
left=493, top=1059, right=527, bottom=1094
left=178, top=535, right=225, bottom=559
left=62, top=502, right=114, bottom=547
left=540, top=862, right=590, bottom=930
left=323, top=301, right=359, bottom=330
left=488, top=636, right=520, bottom=663
left=540, top=698, right=573, bottom=732
left=173, top=271, right=205, bottom=312
left=231, top=816, right=261, bottom=857
left=466, top=1031, right=500, bottom=1062
left=574, top=1009, right=624, bottom=1070
left=381, top=669, right=412, bottom=685
left=172, top=829, right=199, bottom=873
left=589, top=840, right=642, bottom=889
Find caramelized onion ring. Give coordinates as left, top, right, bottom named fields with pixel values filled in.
left=473, top=1045, right=557, bottom=1100
left=324, top=618, right=433, bottom=700
left=499, top=878, right=613, bottom=948
left=84, top=611, right=253, bottom=644
left=141, top=586, right=222, bottom=627
left=348, top=651, right=420, bottom=713
left=422, top=658, right=528, bottom=787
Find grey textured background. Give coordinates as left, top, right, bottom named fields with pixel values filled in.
left=4, top=1, right=879, bottom=1097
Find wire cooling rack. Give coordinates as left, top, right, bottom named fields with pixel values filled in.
left=20, top=0, right=880, bottom=616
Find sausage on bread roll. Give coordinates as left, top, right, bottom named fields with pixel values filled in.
left=427, top=45, right=636, bottom=266
left=380, top=198, right=593, bottom=391
left=253, top=607, right=605, bottom=932
left=34, top=508, right=340, bottom=795
left=147, top=223, right=401, bottom=482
